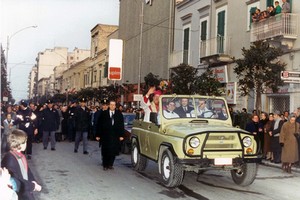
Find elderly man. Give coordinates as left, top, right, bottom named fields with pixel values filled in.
left=140, top=86, right=162, bottom=122
left=163, top=101, right=179, bottom=119
left=282, top=0, right=290, bottom=13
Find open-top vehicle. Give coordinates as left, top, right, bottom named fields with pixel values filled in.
left=131, top=95, right=262, bottom=188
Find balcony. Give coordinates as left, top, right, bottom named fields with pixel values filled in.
left=200, top=36, right=233, bottom=66
left=250, top=13, right=299, bottom=49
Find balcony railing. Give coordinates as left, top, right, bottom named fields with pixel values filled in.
left=200, top=35, right=230, bottom=58
left=250, top=13, right=299, bottom=42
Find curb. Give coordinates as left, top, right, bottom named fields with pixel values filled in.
left=261, top=160, right=300, bottom=173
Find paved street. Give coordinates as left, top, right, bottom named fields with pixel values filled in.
left=29, top=141, right=300, bottom=200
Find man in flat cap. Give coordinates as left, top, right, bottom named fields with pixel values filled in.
left=74, top=98, right=90, bottom=154
left=13, top=100, right=38, bottom=159
left=40, top=99, right=60, bottom=151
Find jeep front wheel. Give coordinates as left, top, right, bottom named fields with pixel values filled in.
left=131, top=141, right=148, bottom=171
left=231, top=163, right=257, bottom=186
left=160, top=149, right=184, bottom=188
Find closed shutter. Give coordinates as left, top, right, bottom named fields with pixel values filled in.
left=201, top=20, right=207, bottom=41
left=183, top=27, right=190, bottom=64
left=104, top=62, right=108, bottom=78
left=266, top=0, right=273, bottom=7
left=217, top=11, right=225, bottom=37
left=217, top=10, right=225, bottom=53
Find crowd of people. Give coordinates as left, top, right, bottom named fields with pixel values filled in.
left=252, top=0, right=291, bottom=23
left=0, top=97, right=130, bottom=199
left=230, top=107, right=300, bottom=174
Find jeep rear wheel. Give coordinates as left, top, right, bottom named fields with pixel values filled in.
left=131, top=141, right=148, bottom=171
left=160, top=149, right=184, bottom=188
left=231, top=163, right=257, bottom=186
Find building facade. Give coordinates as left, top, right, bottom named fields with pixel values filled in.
left=173, top=0, right=299, bottom=113
left=118, top=0, right=176, bottom=90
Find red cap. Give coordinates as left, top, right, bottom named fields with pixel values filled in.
left=154, top=90, right=162, bottom=96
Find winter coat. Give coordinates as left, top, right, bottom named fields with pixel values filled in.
left=280, top=121, right=299, bottom=163
left=41, top=108, right=60, bottom=132
left=74, top=106, right=91, bottom=132
left=97, top=109, right=125, bottom=156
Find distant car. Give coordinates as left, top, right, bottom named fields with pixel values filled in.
left=131, top=95, right=262, bottom=188
left=121, top=112, right=136, bottom=154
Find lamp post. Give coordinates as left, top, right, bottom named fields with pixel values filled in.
left=137, top=2, right=144, bottom=95
left=9, top=61, right=25, bottom=83
left=6, top=25, right=37, bottom=69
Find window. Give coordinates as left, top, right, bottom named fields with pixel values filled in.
left=183, top=26, right=190, bottom=64
left=266, top=0, right=273, bottom=7
left=200, top=17, right=209, bottom=58
left=247, top=2, right=260, bottom=31
left=217, top=10, right=225, bottom=53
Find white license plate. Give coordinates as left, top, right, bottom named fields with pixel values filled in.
left=214, top=158, right=232, bottom=165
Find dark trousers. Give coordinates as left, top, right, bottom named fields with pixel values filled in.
left=26, top=133, right=33, bottom=155
left=67, top=120, right=75, bottom=141
left=102, top=154, right=116, bottom=168
left=271, top=136, right=281, bottom=163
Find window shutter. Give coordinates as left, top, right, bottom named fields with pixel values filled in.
left=266, top=0, right=273, bottom=7
left=201, top=21, right=207, bottom=41
left=104, top=62, right=108, bottom=78
left=183, top=28, right=190, bottom=64
left=217, top=11, right=225, bottom=37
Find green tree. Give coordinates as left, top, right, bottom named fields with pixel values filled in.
left=170, top=63, right=197, bottom=95
left=194, top=68, right=222, bottom=96
left=234, top=41, right=286, bottom=113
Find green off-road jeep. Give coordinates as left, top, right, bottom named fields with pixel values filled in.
left=131, top=95, right=262, bottom=188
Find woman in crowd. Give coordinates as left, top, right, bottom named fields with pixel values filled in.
left=264, top=113, right=274, bottom=160
left=280, top=114, right=299, bottom=173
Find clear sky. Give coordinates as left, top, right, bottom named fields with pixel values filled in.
left=0, top=0, right=120, bottom=102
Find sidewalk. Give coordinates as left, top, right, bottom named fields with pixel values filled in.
left=261, top=159, right=300, bottom=173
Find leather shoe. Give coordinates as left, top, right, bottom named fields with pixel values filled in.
left=51, top=148, right=56, bottom=151
left=44, top=147, right=47, bottom=150
left=74, top=149, right=78, bottom=153
left=108, top=166, right=114, bottom=170
left=83, top=151, right=89, bottom=155
left=103, top=167, right=108, bottom=171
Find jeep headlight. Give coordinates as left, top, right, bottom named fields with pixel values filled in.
left=189, top=137, right=200, bottom=148
left=243, top=136, right=252, bottom=147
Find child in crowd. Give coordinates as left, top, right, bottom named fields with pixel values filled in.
left=2, top=113, right=16, bottom=154
left=1, top=129, right=42, bottom=200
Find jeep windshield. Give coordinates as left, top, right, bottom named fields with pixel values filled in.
left=161, top=97, right=229, bottom=120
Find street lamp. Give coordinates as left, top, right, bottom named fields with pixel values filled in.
left=9, top=61, right=25, bottom=83
left=6, top=25, right=37, bottom=69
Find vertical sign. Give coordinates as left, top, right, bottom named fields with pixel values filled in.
left=226, top=82, right=237, bottom=104
left=108, top=39, right=123, bottom=80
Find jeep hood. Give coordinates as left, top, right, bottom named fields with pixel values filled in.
left=163, top=123, right=248, bottom=138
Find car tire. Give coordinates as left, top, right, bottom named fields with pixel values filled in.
left=160, top=149, right=184, bottom=188
left=231, top=163, right=257, bottom=186
left=131, top=140, right=148, bottom=171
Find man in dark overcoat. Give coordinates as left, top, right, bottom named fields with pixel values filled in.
left=41, top=99, right=60, bottom=150
left=13, top=100, right=38, bottom=159
left=245, top=114, right=264, bottom=154
left=74, top=98, right=90, bottom=154
left=96, top=100, right=124, bottom=170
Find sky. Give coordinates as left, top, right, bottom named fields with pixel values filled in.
left=0, top=0, right=120, bottom=102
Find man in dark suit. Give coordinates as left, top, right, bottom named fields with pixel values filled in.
left=174, top=98, right=194, bottom=117
left=74, top=98, right=90, bottom=154
left=41, top=99, right=60, bottom=151
left=96, top=100, right=124, bottom=170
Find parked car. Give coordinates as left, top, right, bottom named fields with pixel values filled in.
left=131, top=95, right=262, bottom=188
left=120, top=112, right=136, bottom=154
